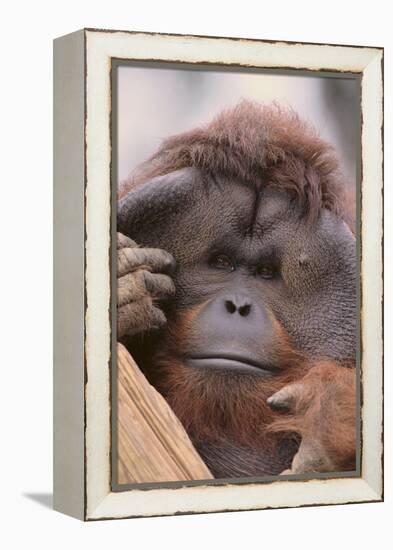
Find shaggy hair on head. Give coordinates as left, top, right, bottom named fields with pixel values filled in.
left=120, top=100, right=353, bottom=225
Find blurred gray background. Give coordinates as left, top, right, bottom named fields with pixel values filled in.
left=117, top=65, right=359, bottom=188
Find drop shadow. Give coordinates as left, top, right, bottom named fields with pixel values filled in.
left=23, top=492, right=53, bottom=509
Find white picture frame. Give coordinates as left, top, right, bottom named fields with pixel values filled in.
left=53, top=28, right=383, bottom=521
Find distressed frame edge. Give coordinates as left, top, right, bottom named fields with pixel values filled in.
left=82, top=29, right=383, bottom=521
left=359, top=48, right=384, bottom=500
left=87, top=479, right=381, bottom=521
left=83, top=26, right=384, bottom=55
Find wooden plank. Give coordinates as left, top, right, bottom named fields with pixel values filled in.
left=117, top=343, right=213, bottom=484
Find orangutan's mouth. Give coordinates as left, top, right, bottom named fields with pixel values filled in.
left=186, top=353, right=280, bottom=376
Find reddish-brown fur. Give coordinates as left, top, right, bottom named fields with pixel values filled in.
left=120, top=101, right=354, bottom=228
left=269, top=362, right=356, bottom=470
left=147, top=305, right=355, bottom=471
left=150, top=308, right=300, bottom=444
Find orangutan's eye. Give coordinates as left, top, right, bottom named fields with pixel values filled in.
left=257, top=265, right=275, bottom=279
left=209, top=254, right=235, bottom=272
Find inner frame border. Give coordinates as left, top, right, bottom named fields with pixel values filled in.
left=109, top=58, right=363, bottom=493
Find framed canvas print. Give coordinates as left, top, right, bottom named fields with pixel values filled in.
left=53, top=28, right=384, bottom=521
